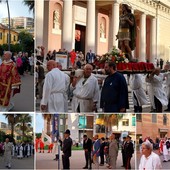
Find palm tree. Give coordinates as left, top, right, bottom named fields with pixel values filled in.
left=98, top=114, right=124, bottom=136
left=15, top=114, right=32, bottom=140
left=3, top=114, right=20, bottom=139
left=23, top=0, right=34, bottom=13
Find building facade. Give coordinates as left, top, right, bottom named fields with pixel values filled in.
left=36, top=0, right=170, bottom=62
left=68, top=113, right=135, bottom=143
left=1, top=17, right=34, bottom=30
left=0, top=23, right=18, bottom=45
left=136, top=114, right=170, bottom=142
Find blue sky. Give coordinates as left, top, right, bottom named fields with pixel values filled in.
left=0, top=0, right=33, bottom=19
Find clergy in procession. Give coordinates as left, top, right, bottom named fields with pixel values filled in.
left=4, top=138, right=13, bottom=169
left=70, top=64, right=99, bottom=112
left=100, top=62, right=129, bottom=112
left=146, top=68, right=168, bottom=112
left=139, top=141, right=162, bottom=170
left=41, top=60, right=69, bottom=112
left=0, top=51, right=21, bottom=111
left=129, top=74, right=148, bottom=112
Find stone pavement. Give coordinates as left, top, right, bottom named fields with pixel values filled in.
left=11, top=73, right=34, bottom=112
left=0, top=155, right=34, bottom=169
left=137, top=150, right=170, bottom=169
left=36, top=150, right=135, bottom=169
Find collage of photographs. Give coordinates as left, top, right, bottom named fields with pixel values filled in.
left=0, top=0, right=170, bottom=169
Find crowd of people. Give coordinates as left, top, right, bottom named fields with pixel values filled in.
left=0, top=138, right=34, bottom=169
left=35, top=47, right=170, bottom=113
left=139, top=136, right=170, bottom=164
left=82, top=134, right=134, bottom=169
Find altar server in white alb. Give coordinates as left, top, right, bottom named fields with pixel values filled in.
left=41, top=60, right=69, bottom=112
left=17, top=143, right=23, bottom=159
left=4, top=138, right=13, bottom=169
left=129, top=74, right=148, bottom=112
left=145, top=68, right=168, bottom=112
left=162, top=137, right=170, bottom=162
left=139, top=141, right=162, bottom=170
left=71, top=64, right=99, bottom=112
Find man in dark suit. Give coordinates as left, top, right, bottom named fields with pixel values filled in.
left=62, top=129, right=72, bottom=169
left=83, top=135, right=92, bottom=169
left=121, top=137, right=126, bottom=167
left=86, top=50, right=96, bottom=64
left=124, top=135, right=134, bottom=169
left=100, top=137, right=105, bottom=166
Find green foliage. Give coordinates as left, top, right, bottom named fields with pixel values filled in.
left=36, top=133, right=42, bottom=139
left=23, top=0, right=34, bottom=13
left=0, top=130, right=6, bottom=142
left=18, top=30, right=34, bottom=55
left=0, top=44, right=22, bottom=55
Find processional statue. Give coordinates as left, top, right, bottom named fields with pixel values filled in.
left=117, top=4, right=137, bottom=61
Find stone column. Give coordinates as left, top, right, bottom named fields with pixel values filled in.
left=150, top=17, right=157, bottom=63
left=86, top=0, right=96, bottom=53
left=112, top=1, right=119, bottom=48
left=35, top=0, right=44, bottom=47
left=43, top=1, right=49, bottom=55
left=62, top=0, right=73, bottom=52
left=139, top=13, right=146, bottom=62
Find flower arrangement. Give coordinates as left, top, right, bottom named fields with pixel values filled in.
left=98, top=46, right=129, bottom=64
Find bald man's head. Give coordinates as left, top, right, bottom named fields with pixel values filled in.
left=84, top=64, right=93, bottom=78
left=47, top=60, right=56, bottom=71
left=154, top=67, right=161, bottom=75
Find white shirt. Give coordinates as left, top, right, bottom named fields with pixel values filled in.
left=139, top=152, right=162, bottom=170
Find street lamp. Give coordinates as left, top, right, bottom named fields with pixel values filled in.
left=6, top=0, right=11, bottom=51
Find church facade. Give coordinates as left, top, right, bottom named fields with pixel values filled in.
left=35, top=0, right=170, bottom=63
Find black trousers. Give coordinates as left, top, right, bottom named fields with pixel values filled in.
left=125, top=156, right=131, bottom=169
left=100, top=153, right=104, bottom=165
left=62, top=155, right=70, bottom=169
left=122, top=150, right=126, bottom=166
left=133, top=92, right=142, bottom=113
left=154, top=96, right=162, bottom=112
left=85, top=151, right=92, bottom=168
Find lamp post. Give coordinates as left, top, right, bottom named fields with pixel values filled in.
left=6, top=0, right=11, bottom=51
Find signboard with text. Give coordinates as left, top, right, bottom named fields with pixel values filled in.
left=55, top=54, right=68, bottom=69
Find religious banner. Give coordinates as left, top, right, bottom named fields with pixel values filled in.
left=52, top=114, right=59, bottom=142
left=55, top=54, right=68, bottom=69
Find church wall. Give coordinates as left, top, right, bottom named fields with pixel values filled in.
left=97, top=12, right=109, bottom=55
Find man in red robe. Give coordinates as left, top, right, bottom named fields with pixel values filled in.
left=0, top=51, right=21, bottom=111
left=69, top=49, right=76, bottom=67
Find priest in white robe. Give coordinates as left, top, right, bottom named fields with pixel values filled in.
left=129, top=74, right=148, bottom=112
left=139, top=141, right=162, bottom=170
left=145, top=68, right=168, bottom=112
left=41, top=60, right=69, bottom=112
left=70, top=64, right=99, bottom=112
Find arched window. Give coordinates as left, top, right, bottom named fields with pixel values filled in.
left=100, top=17, right=106, bottom=38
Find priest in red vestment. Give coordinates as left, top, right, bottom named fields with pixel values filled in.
left=0, top=51, right=21, bottom=111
